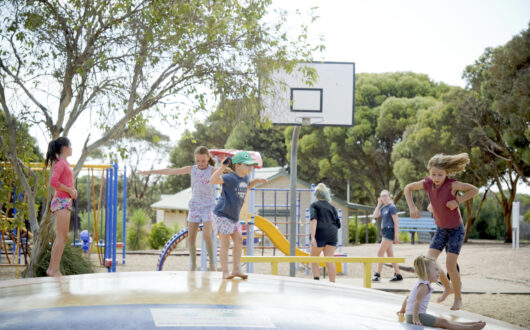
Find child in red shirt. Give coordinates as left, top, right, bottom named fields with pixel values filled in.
left=45, top=137, right=78, bottom=277
left=404, top=153, right=478, bottom=310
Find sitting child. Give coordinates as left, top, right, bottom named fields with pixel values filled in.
left=397, top=256, right=486, bottom=330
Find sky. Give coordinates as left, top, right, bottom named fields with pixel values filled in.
left=32, top=0, right=530, bottom=192
left=273, top=0, right=530, bottom=87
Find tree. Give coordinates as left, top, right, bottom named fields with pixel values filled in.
left=461, top=24, right=530, bottom=241
left=392, top=87, right=494, bottom=241
left=290, top=72, right=448, bottom=205
left=0, top=0, right=321, bottom=276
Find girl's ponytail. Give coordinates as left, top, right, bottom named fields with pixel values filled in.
left=45, top=137, right=70, bottom=168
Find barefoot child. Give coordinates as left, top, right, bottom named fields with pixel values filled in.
left=404, top=153, right=478, bottom=310
left=138, top=146, right=217, bottom=271
left=398, top=256, right=486, bottom=330
left=45, top=137, right=78, bottom=277
left=209, top=151, right=267, bottom=279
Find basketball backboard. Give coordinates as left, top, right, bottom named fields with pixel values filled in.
left=261, top=62, right=355, bottom=126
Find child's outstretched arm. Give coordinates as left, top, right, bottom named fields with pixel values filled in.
left=446, top=181, right=479, bottom=210
left=404, top=180, right=424, bottom=218
left=397, top=294, right=408, bottom=315
left=138, top=166, right=192, bottom=176
left=249, top=178, right=268, bottom=188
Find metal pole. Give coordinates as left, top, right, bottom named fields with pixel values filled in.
left=122, top=165, right=127, bottom=264
left=289, top=125, right=301, bottom=277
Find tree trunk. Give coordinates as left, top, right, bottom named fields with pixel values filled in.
left=25, top=210, right=54, bottom=277
left=503, top=212, right=512, bottom=243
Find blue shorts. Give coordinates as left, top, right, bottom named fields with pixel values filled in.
left=382, top=227, right=395, bottom=241
left=316, top=241, right=337, bottom=248
left=430, top=224, right=465, bottom=255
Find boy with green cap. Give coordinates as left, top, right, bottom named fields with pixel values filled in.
left=210, top=151, right=268, bottom=279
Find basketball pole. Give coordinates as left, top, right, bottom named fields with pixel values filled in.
left=289, top=125, right=301, bottom=277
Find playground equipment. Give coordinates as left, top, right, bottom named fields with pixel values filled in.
left=0, top=271, right=518, bottom=330
left=0, top=163, right=126, bottom=273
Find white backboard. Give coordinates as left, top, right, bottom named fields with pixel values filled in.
left=261, top=62, right=355, bottom=126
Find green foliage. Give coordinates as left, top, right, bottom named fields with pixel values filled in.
left=349, top=220, right=377, bottom=244
left=468, top=193, right=506, bottom=240
left=398, top=231, right=411, bottom=243
left=148, top=222, right=173, bottom=249
left=31, top=244, right=95, bottom=277
left=126, top=209, right=150, bottom=250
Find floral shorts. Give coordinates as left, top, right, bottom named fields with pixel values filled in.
left=213, top=213, right=240, bottom=235
left=51, top=197, right=72, bottom=213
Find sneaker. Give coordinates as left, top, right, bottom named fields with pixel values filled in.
left=390, top=273, right=403, bottom=282
left=371, top=272, right=381, bottom=282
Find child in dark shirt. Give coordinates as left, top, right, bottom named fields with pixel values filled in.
left=309, top=183, right=341, bottom=282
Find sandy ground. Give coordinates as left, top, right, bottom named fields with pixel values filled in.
left=1, top=240, right=529, bottom=328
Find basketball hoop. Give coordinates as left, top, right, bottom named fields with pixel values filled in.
left=295, top=116, right=325, bottom=126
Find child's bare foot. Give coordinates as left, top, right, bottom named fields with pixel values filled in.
left=46, top=269, right=62, bottom=278
left=222, top=272, right=234, bottom=279
left=466, top=321, right=486, bottom=330
left=450, top=297, right=463, bottom=311
left=231, top=271, right=248, bottom=279
left=208, top=265, right=217, bottom=272
left=436, top=287, right=454, bottom=303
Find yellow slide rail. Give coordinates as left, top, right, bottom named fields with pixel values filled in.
left=241, top=256, right=405, bottom=288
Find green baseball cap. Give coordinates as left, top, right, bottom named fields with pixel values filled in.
left=232, top=151, right=258, bottom=165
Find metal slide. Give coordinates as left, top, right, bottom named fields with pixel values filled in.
left=254, top=215, right=342, bottom=272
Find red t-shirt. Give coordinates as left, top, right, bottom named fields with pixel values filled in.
left=50, top=158, right=74, bottom=199
left=423, top=176, right=462, bottom=229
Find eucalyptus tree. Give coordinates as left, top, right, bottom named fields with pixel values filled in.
left=0, top=0, right=321, bottom=276
left=460, top=24, right=529, bottom=241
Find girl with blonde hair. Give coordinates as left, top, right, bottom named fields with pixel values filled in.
left=398, top=256, right=486, bottom=329
left=404, top=153, right=479, bottom=310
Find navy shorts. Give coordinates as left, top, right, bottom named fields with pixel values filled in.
left=382, top=227, right=395, bottom=241
left=430, top=224, right=465, bottom=255
left=316, top=241, right=337, bottom=248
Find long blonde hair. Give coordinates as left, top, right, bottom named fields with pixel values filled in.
left=427, top=153, right=469, bottom=175
left=413, top=256, right=437, bottom=281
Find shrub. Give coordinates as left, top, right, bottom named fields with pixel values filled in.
left=398, top=230, right=411, bottom=243
left=31, top=243, right=95, bottom=277
left=349, top=219, right=377, bottom=244
left=148, top=222, right=173, bottom=249
left=126, top=209, right=149, bottom=250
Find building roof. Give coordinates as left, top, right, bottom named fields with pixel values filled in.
left=150, top=166, right=368, bottom=211
left=150, top=167, right=284, bottom=211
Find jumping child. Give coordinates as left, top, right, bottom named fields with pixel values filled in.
left=46, top=137, right=78, bottom=277
left=404, top=153, right=478, bottom=310
left=139, top=146, right=217, bottom=271
left=372, top=190, right=403, bottom=282
left=209, top=151, right=267, bottom=279
left=398, top=256, right=486, bottom=329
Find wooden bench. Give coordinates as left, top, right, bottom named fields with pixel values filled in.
left=241, top=256, right=405, bottom=288
left=398, top=217, right=437, bottom=244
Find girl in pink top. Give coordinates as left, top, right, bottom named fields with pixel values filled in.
left=45, top=137, right=78, bottom=277
left=138, top=146, right=217, bottom=271
left=404, top=153, right=478, bottom=310
left=398, top=256, right=485, bottom=329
